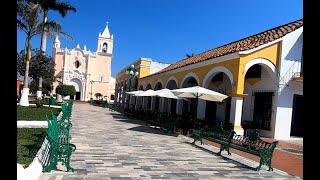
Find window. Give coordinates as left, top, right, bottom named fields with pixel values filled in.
left=102, top=43, right=108, bottom=53
left=100, top=76, right=103, bottom=82
left=75, top=61, right=80, bottom=68
left=111, top=95, right=115, bottom=100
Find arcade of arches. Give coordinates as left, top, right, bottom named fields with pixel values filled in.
left=114, top=20, right=303, bottom=140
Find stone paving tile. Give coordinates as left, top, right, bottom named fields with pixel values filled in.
left=39, top=103, right=300, bottom=179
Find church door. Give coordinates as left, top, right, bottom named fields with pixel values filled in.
left=76, top=92, right=81, bottom=100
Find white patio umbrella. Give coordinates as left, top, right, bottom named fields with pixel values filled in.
left=155, top=88, right=178, bottom=99
left=135, top=89, right=157, bottom=97
left=125, top=90, right=144, bottom=95
left=171, top=86, right=228, bottom=102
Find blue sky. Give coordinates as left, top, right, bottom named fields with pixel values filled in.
left=17, top=0, right=302, bottom=77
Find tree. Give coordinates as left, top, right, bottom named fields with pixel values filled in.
left=17, top=49, right=55, bottom=95
left=30, top=0, right=76, bottom=98
left=17, top=0, right=68, bottom=106
left=56, top=85, right=76, bottom=96
left=17, top=0, right=43, bottom=106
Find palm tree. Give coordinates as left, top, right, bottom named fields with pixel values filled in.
left=30, top=0, right=76, bottom=98
left=17, top=0, right=64, bottom=106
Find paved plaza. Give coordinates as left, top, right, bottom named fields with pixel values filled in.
left=40, top=103, right=300, bottom=179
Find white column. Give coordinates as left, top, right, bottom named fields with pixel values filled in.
left=150, top=97, right=155, bottom=110
left=229, top=97, right=244, bottom=135
left=167, top=99, right=171, bottom=113
left=142, top=97, right=146, bottom=109
left=159, top=98, right=162, bottom=112
left=197, top=99, right=206, bottom=119
left=176, top=98, right=183, bottom=115
left=135, top=97, right=139, bottom=110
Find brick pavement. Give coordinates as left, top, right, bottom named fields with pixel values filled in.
left=40, top=103, right=300, bottom=179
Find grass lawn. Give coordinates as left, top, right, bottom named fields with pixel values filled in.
left=17, top=128, right=47, bottom=167
left=17, top=106, right=60, bottom=121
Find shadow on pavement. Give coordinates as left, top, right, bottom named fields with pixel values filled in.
left=183, top=141, right=257, bottom=171
left=127, top=125, right=178, bottom=137
left=112, top=115, right=147, bottom=126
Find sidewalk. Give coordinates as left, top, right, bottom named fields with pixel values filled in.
left=202, top=137, right=303, bottom=178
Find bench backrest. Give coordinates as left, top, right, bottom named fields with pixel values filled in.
left=232, top=134, right=278, bottom=152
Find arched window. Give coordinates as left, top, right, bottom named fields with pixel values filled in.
left=75, top=60, right=80, bottom=68
left=102, top=43, right=108, bottom=53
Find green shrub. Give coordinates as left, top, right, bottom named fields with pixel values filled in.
left=17, top=106, right=60, bottom=121
left=56, top=85, right=76, bottom=96
left=17, top=128, right=47, bottom=167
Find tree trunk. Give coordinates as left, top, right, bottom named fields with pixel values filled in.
left=19, top=37, right=32, bottom=106
left=37, top=10, right=48, bottom=99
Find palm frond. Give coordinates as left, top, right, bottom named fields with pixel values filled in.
left=51, top=2, right=77, bottom=17
left=43, top=20, right=62, bottom=32
left=47, top=31, right=74, bottom=42
left=17, top=19, right=28, bottom=34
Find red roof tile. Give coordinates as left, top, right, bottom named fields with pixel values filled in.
left=142, top=19, right=303, bottom=78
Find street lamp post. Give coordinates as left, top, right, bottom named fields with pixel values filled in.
left=125, top=64, right=139, bottom=108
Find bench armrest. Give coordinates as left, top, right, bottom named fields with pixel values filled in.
left=70, top=143, right=76, bottom=151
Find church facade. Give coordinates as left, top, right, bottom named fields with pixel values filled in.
left=52, top=25, right=115, bottom=101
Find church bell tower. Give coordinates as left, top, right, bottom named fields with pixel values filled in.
left=97, top=22, right=113, bottom=55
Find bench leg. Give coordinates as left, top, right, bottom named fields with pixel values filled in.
left=66, top=156, right=74, bottom=172
left=192, top=139, right=196, bottom=144
left=43, top=156, right=57, bottom=172
left=256, top=163, right=262, bottom=171
left=258, top=151, right=273, bottom=171
left=268, top=166, right=273, bottom=171
left=227, top=147, right=231, bottom=156
left=218, top=144, right=231, bottom=155
left=218, top=145, right=223, bottom=155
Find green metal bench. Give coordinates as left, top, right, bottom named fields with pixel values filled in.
left=42, top=102, right=76, bottom=172
left=149, top=112, right=174, bottom=133
left=192, top=128, right=278, bottom=171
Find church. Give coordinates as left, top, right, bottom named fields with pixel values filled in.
left=52, top=24, right=115, bottom=101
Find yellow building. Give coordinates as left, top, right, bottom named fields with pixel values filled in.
left=115, top=58, right=170, bottom=105
left=116, top=19, right=303, bottom=140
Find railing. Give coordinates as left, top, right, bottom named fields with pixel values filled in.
left=293, top=72, right=303, bottom=78
left=279, top=60, right=302, bottom=85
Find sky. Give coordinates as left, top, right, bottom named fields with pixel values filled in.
left=17, top=0, right=303, bottom=77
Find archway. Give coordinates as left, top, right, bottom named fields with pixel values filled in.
left=166, top=79, right=178, bottom=115
left=145, top=84, right=152, bottom=109
left=180, top=75, right=199, bottom=119
left=180, top=73, right=199, bottom=88
left=153, top=82, right=163, bottom=112
left=69, top=78, right=82, bottom=100
left=242, top=60, right=277, bottom=137
left=203, top=70, right=233, bottom=129
left=145, top=84, right=152, bottom=90
left=136, top=85, right=144, bottom=110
